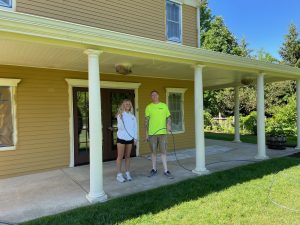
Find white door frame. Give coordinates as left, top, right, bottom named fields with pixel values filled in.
left=65, top=78, right=141, bottom=167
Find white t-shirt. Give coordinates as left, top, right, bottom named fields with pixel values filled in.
left=117, top=112, right=137, bottom=141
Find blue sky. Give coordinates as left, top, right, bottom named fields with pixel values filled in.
left=208, top=0, right=300, bottom=59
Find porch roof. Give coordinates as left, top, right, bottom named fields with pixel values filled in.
left=1, top=10, right=300, bottom=89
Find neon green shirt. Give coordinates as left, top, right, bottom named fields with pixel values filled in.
left=145, top=102, right=171, bottom=135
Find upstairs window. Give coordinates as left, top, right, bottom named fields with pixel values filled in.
left=0, top=0, right=14, bottom=11
left=166, top=0, right=182, bottom=43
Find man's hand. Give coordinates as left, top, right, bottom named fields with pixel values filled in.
left=144, top=134, right=149, bottom=142
left=167, top=124, right=172, bottom=133
left=167, top=117, right=172, bottom=133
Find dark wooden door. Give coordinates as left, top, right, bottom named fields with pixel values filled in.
left=73, top=87, right=90, bottom=165
left=101, top=89, right=136, bottom=161
left=73, top=87, right=136, bottom=165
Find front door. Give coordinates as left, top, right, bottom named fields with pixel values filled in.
left=73, top=87, right=136, bottom=166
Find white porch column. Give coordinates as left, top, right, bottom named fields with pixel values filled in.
left=296, top=80, right=300, bottom=150
left=193, top=65, right=209, bottom=175
left=255, top=73, right=268, bottom=159
left=234, top=86, right=241, bottom=142
left=84, top=49, right=107, bottom=203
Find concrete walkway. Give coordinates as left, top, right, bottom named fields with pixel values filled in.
left=0, top=140, right=298, bottom=223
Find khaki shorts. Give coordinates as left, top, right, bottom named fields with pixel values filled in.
left=148, top=134, right=168, bottom=154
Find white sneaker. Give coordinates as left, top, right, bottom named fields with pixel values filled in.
left=116, top=173, right=126, bottom=183
left=125, top=171, right=132, bottom=181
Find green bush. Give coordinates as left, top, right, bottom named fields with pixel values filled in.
left=266, top=95, right=296, bottom=136
left=204, top=111, right=213, bottom=130
left=241, top=111, right=257, bottom=134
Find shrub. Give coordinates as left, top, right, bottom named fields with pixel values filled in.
left=204, top=111, right=213, bottom=130
left=241, top=111, right=257, bottom=134
left=266, top=95, right=296, bottom=136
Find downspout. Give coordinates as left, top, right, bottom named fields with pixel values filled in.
left=197, top=0, right=202, bottom=48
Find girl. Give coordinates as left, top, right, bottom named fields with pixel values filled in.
left=115, top=99, right=137, bottom=182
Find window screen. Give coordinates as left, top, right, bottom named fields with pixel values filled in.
left=168, top=92, right=183, bottom=132
left=166, top=0, right=181, bottom=43
left=0, top=86, right=13, bottom=147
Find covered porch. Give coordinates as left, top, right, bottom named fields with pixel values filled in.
left=1, top=11, right=300, bottom=205
left=0, top=140, right=298, bottom=223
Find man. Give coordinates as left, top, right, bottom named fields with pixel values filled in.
left=145, top=90, right=173, bottom=179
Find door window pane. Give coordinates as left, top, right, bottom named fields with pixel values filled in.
left=76, top=91, right=89, bottom=154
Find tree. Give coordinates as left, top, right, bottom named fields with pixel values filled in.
left=200, top=0, right=214, bottom=45
left=202, top=16, right=243, bottom=56
left=279, top=23, right=300, bottom=67
left=254, top=48, right=279, bottom=63
left=239, top=37, right=252, bottom=58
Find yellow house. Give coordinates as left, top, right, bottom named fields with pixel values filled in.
left=1, top=0, right=300, bottom=203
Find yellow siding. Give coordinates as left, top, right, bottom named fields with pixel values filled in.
left=16, top=0, right=166, bottom=42
left=16, top=0, right=198, bottom=47
left=183, top=5, right=198, bottom=47
left=0, top=65, right=195, bottom=178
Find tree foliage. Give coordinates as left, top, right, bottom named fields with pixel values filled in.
left=279, top=23, right=300, bottom=67
left=254, top=48, right=279, bottom=63
left=200, top=2, right=296, bottom=118
left=202, top=16, right=245, bottom=56
left=200, top=0, right=214, bottom=45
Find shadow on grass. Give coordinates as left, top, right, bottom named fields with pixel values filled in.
left=23, top=157, right=300, bottom=225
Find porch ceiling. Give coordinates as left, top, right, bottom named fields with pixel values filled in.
left=0, top=37, right=296, bottom=90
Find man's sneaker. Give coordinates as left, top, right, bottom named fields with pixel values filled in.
left=125, top=171, right=132, bottom=181
left=148, top=169, right=157, bottom=177
left=116, top=173, right=126, bottom=183
left=164, top=170, right=174, bottom=179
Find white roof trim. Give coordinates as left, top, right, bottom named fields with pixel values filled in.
left=174, top=0, right=202, bottom=7
left=0, top=11, right=300, bottom=78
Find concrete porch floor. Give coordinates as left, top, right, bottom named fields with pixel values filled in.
left=0, top=139, right=298, bottom=223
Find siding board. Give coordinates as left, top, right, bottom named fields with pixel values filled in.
left=0, top=65, right=195, bottom=178
left=16, top=0, right=198, bottom=47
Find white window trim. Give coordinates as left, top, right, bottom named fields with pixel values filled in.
left=166, top=0, right=183, bottom=44
left=0, top=78, right=21, bottom=151
left=0, top=0, right=16, bottom=12
left=166, top=88, right=187, bottom=134
left=65, top=79, right=141, bottom=167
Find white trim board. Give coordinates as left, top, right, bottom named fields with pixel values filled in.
left=65, top=79, right=141, bottom=167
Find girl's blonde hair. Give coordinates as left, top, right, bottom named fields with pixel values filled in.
left=116, top=99, right=134, bottom=117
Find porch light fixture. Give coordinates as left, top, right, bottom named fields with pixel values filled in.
left=115, top=63, right=133, bottom=75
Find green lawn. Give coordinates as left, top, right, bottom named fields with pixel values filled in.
left=24, top=157, right=300, bottom=225
left=205, top=132, right=297, bottom=147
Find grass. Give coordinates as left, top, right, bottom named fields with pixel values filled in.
left=205, top=132, right=297, bottom=147
left=23, top=157, right=300, bottom=225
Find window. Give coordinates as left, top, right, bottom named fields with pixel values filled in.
left=0, top=0, right=14, bottom=11
left=0, top=78, right=21, bottom=151
left=166, top=88, right=187, bottom=133
left=166, top=0, right=182, bottom=43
